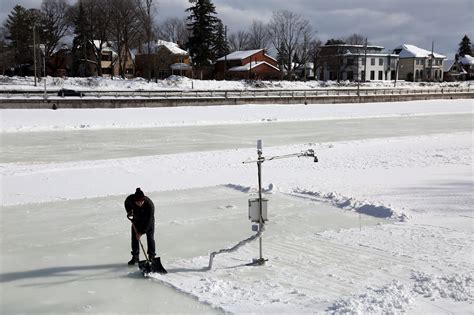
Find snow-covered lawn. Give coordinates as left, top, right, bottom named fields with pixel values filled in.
left=1, top=98, right=472, bottom=314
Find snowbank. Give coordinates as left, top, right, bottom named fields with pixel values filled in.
left=0, top=74, right=471, bottom=92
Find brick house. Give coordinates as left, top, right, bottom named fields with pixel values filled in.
left=317, top=44, right=399, bottom=82
left=393, top=44, right=445, bottom=82
left=214, top=49, right=281, bottom=80
left=134, top=40, right=192, bottom=79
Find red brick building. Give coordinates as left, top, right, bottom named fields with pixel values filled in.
left=215, top=49, right=281, bottom=80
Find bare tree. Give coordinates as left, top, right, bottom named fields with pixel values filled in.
left=136, top=0, right=156, bottom=53
left=267, top=10, right=312, bottom=79
left=109, top=0, right=141, bottom=78
left=308, top=38, right=322, bottom=79
left=135, top=0, right=156, bottom=80
left=157, top=17, right=190, bottom=46
left=40, top=0, right=71, bottom=57
left=228, top=30, right=249, bottom=51
left=247, top=20, right=269, bottom=50
left=345, top=33, right=366, bottom=45
left=69, top=0, right=113, bottom=76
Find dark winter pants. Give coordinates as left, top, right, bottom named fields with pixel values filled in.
left=131, top=226, right=156, bottom=259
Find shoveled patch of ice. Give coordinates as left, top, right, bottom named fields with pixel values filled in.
left=292, top=188, right=404, bottom=220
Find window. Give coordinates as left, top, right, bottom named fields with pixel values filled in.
left=378, top=71, right=383, bottom=80
left=371, top=58, right=375, bottom=65
left=428, top=59, right=432, bottom=66
left=346, top=58, right=354, bottom=66
left=361, top=70, right=365, bottom=81
left=391, top=70, right=396, bottom=79
left=370, top=70, right=375, bottom=80
left=362, top=58, right=366, bottom=65
left=102, top=54, right=111, bottom=61
left=415, top=69, right=420, bottom=80
left=379, top=58, right=383, bottom=66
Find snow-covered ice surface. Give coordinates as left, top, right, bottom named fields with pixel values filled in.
left=1, top=97, right=473, bottom=314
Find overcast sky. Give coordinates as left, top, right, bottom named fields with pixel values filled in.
left=2, top=0, right=473, bottom=57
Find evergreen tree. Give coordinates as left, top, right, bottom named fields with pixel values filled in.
left=213, top=19, right=229, bottom=59
left=70, top=2, right=93, bottom=76
left=458, top=35, right=472, bottom=57
left=4, top=5, right=43, bottom=72
left=276, top=41, right=289, bottom=70
left=185, top=0, right=219, bottom=76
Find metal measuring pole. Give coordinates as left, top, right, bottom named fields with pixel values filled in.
left=257, top=142, right=264, bottom=262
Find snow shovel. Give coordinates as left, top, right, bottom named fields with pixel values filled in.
left=129, top=219, right=167, bottom=275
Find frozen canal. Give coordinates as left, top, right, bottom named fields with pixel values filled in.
left=1, top=102, right=472, bottom=314
left=1, top=113, right=471, bottom=163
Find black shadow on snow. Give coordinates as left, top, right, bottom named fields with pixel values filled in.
left=0, top=263, right=124, bottom=283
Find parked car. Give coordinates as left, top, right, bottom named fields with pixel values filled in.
left=57, top=89, right=85, bottom=97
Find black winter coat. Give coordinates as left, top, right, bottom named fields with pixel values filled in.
left=124, top=195, right=155, bottom=234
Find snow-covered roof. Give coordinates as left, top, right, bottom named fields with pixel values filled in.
left=459, top=55, right=474, bottom=65
left=154, top=40, right=188, bottom=55
left=324, top=44, right=385, bottom=49
left=228, top=61, right=280, bottom=72
left=394, top=44, right=446, bottom=59
left=443, top=60, right=455, bottom=72
left=217, top=49, right=263, bottom=61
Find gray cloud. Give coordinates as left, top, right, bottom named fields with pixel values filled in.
left=1, top=0, right=472, bottom=58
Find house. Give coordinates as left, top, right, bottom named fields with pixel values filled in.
left=293, top=62, right=315, bottom=80
left=96, top=41, right=135, bottom=78
left=393, top=44, right=445, bottom=82
left=214, top=49, right=281, bottom=80
left=458, top=55, right=474, bottom=80
left=134, top=40, right=192, bottom=79
left=316, top=44, right=399, bottom=81
left=443, top=59, right=467, bottom=81
left=50, top=44, right=73, bottom=77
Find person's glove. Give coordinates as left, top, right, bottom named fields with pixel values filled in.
left=127, top=212, right=133, bottom=220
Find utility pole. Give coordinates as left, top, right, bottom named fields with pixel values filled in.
left=33, top=25, right=37, bottom=87
left=224, top=25, right=227, bottom=80
left=431, top=40, right=434, bottom=81
left=363, top=38, right=368, bottom=82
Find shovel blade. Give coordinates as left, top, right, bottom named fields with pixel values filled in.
left=138, top=257, right=168, bottom=275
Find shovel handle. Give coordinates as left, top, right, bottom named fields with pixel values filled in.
left=130, top=221, right=149, bottom=262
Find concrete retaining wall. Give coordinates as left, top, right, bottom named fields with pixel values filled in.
left=0, top=92, right=472, bottom=109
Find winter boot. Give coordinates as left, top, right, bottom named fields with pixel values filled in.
left=127, top=256, right=139, bottom=266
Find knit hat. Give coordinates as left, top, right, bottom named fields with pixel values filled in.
left=134, top=188, right=145, bottom=201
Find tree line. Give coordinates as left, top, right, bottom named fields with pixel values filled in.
left=1, top=0, right=472, bottom=79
